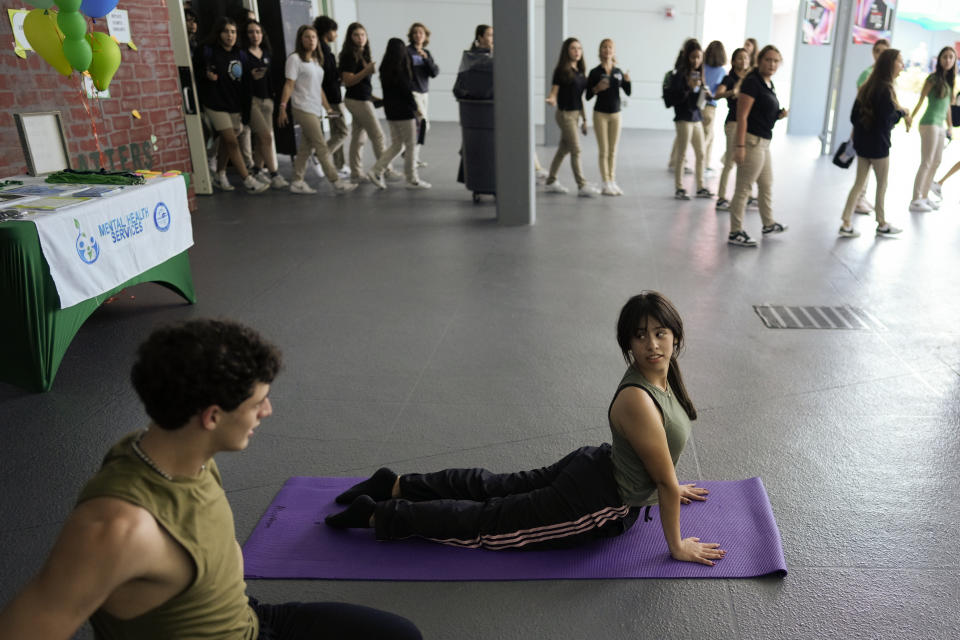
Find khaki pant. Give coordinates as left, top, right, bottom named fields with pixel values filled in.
left=671, top=120, right=705, bottom=191
left=548, top=109, right=586, bottom=188
left=249, top=96, right=278, bottom=172
left=717, top=121, right=737, bottom=199
left=912, top=124, right=945, bottom=200
left=702, top=105, right=716, bottom=168
left=326, top=102, right=350, bottom=159
left=729, top=133, right=775, bottom=233
left=842, top=156, right=888, bottom=227
left=593, top=111, right=621, bottom=183
left=292, top=108, right=338, bottom=183
left=373, top=119, right=418, bottom=182
left=344, top=98, right=385, bottom=178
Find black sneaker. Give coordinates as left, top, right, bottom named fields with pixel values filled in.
left=761, top=222, right=788, bottom=234
left=675, top=188, right=690, bottom=200
left=747, top=196, right=759, bottom=208
left=876, top=224, right=902, bottom=236
left=715, top=198, right=730, bottom=211
left=728, top=230, right=758, bottom=247
left=695, top=188, right=714, bottom=199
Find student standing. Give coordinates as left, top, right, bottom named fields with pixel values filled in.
left=727, top=45, right=789, bottom=247
left=908, top=46, right=956, bottom=212
left=243, top=20, right=287, bottom=190
left=407, top=22, right=439, bottom=168
left=839, top=49, right=910, bottom=238
left=313, top=16, right=350, bottom=176
left=702, top=41, right=727, bottom=174
left=850, top=38, right=891, bottom=216
left=545, top=38, right=598, bottom=197
left=195, top=18, right=269, bottom=193
left=586, top=39, right=631, bottom=196
left=339, top=23, right=389, bottom=183
left=665, top=39, right=711, bottom=200
left=366, top=38, right=431, bottom=190
left=277, top=25, right=357, bottom=195
left=713, top=47, right=750, bottom=210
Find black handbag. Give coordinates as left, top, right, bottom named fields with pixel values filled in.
left=832, top=139, right=855, bottom=169
left=951, top=104, right=960, bottom=128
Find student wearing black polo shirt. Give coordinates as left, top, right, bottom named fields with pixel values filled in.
left=243, top=20, right=287, bottom=190
left=727, top=45, right=789, bottom=247
left=545, top=38, right=598, bottom=197
left=407, top=22, right=439, bottom=168
left=665, top=39, right=711, bottom=200
left=839, top=48, right=910, bottom=238
left=713, top=47, right=750, bottom=209
left=314, top=16, right=349, bottom=174
left=339, top=23, right=388, bottom=183
left=366, top=38, right=430, bottom=190
left=586, top=38, right=631, bottom=196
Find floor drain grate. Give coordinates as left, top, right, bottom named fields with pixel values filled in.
left=753, top=305, right=883, bottom=330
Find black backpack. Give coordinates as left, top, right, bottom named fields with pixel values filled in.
left=661, top=70, right=676, bottom=108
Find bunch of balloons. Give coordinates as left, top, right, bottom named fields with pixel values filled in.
left=22, top=0, right=122, bottom=91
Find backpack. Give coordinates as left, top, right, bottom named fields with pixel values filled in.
left=661, top=70, right=676, bottom=108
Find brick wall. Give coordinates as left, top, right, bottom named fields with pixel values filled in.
left=0, top=0, right=195, bottom=205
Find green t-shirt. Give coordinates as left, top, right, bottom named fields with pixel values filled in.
left=919, top=76, right=952, bottom=126
left=608, top=366, right=692, bottom=506
left=77, top=433, right=258, bottom=640
left=857, top=65, right=873, bottom=88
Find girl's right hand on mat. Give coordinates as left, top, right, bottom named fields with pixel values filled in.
left=672, top=537, right=726, bottom=566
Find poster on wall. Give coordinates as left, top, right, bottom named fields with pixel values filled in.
left=852, top=0, right=895, bottom=44
left=802, top=1, right=835, bottom=45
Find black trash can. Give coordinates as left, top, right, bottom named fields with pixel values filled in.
left=458, top=99, right=495, bottom=202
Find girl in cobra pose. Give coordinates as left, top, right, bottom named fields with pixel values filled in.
left=586, top=38, right=631, bottom=196
left=326, top=291, right=726, bottom=566
left=908, top=46, right=956, bottom=212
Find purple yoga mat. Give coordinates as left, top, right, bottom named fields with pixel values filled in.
left=242, top=476, right=787, bottom=580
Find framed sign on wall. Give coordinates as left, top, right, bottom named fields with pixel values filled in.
left=13, top=111, right=71, bottom=176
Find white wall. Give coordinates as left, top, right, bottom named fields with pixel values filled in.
left=332, top=0, right=709, bottom=130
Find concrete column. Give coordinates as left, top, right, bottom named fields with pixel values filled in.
left=493, top=0, right=535, bottom=225
left=543, top=0, right=566, bottom=147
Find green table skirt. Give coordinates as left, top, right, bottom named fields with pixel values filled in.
left=0, top=198, right=195, bottom=393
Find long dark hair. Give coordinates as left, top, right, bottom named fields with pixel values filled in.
left=340, top=22, right=371, bottom=68
left=242, top=19, right=271, bottom=55
left=674, top=38, right=702, bottom=76
left=857, top=48, right=901, bottom=129
left=473, top=24, right=491, bottom=48
left=929, top=46, right=957, bottom=99
left=380, top=37, right=412, bottom=86
left=553, top=37, right=585, bottom=82
left=616, top=292, right=697, bottom=421
left=202, top=17, right=237, bottom=49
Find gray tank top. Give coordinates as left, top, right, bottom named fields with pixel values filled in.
left=608, top=366, right=692, bottom=506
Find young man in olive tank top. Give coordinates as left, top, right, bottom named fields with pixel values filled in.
left=0, top=320, right=420, bottom=640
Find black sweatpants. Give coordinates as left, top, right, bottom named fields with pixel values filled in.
left=251, top=598, right=421, bottom=640
left=374, top=444, right=638, bottom=550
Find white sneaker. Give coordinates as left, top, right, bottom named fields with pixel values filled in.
left=854, top=196, right=873, bottom=214
left=207, top=156, right=218, bottom=173
left=270, top=174, right=289, bottom=189
left=350, top=173, right=368, bottom=184
left=366, top=171, right=386, bottom=190
left=251, top=170, right=271, bottom=185
left=384, top=168, right=404, bottom=182
left=333, top=179, right=358, bottom=193
left=929, top=181, right=942, bottom=198
left=611, top=183, right=623, bottom=196
left=289, top=180, right=317, bottom=195
left=601, top=182, right=617, bottom=196
left=337, top=167, right=351, bottom=179
left=578, top=184, right=599, bottom=197
left=406, top=179, right=431, bottom=189
left=876, top=223, right=902, bottom=236
left=535, top=168, right=549, bottom=184
left=213, top=173, right=235, bottom=191
left=924, top=198, right=940, bottom=210
left=546, top=181, right=569, bottom=194
left=416, top=160, right=428, bottom=168
left=909, top=198, right=932, bottom=212
left=243, top=175, right=270, bottom=194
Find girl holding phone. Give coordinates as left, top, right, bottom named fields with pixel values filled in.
left=545, top=38, right=598, bottom=197
left=587, top=39, right=631, bottom=196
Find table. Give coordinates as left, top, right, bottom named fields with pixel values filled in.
left=0, top=176, right=195, bottom=392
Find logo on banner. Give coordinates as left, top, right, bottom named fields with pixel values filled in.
left=74, top=218, right=100, bottom=264
left=154, top=201, right=171, bottom=232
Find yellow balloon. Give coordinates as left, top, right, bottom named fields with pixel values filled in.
left=86, top=31, right=121, bottom=91
left=23, top=9, right=71, bottom=77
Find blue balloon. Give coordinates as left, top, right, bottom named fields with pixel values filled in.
left=79, top=0, right=118, bottom=19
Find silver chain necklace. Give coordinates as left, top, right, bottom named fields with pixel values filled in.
left=131, top=430, right=174, bottom=481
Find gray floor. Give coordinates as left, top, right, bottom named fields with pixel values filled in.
left=2, top=122, right=959, bottom=640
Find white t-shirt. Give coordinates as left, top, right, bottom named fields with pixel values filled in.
left=285, top=53, right=325, bottom=117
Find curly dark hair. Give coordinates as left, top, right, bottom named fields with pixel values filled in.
left=131, top=319, right=282, bottom=430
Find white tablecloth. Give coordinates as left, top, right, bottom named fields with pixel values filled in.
left=29, top=177, right=193, bottom=308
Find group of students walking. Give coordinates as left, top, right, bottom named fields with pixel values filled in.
left=194, top=13, right=439, bottom=195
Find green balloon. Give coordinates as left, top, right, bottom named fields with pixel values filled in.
left=56, top=10, right=87, bottom=40
left=54, top=0, right=83, bottom=12
left=87, top=31, right=121, bottom=91
left=28, top=0, right=56, bottom=8
left=62, top=36, right=92, bottom=71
